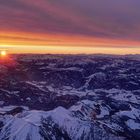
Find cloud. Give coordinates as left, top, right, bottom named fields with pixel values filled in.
left=0, top=0, right=140, bottom=43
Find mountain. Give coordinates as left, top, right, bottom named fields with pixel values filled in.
left=0, top=54, right=140, bottom=140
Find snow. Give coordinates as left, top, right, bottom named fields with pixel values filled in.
left=0, top=106, right=28, bottom=115
left=26, top=81, right=47, bottom=92
left=126, top=119, right=140, bottom=130
left=0, top=106, right=93, bottom=140
left=97, top=107, right=109, bottom=119
left=0, top=110, right=47, bottom=140
left=56, top=88, right=88, bottom=97
left=0, top=117, right=42, bottom=140
left=0, top=54, right=140, bottom=139
left=116, top=106, right=140, bottom=120
left=83, top=72, right=106, bottom=89
left=0, top=101, right=4, bottom=105
left=39, top=66, right=82, bottom=72
left=111, top=93, right=138, bottom=104
left=47, top=107, right=92, bottom=140
left=26, top=97, right=31, bottom=101
left=105, top=89, right=140, bottom=104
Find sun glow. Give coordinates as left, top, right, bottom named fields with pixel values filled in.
left=0, top=50, right=7, bottom=56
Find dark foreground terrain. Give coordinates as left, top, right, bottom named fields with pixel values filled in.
left=0, top=54, right=140, bottom=140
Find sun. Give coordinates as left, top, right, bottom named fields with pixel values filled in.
left=0, top=50, right=7, bottom=57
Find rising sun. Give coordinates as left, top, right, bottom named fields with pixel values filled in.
left=0, top=50, right=7, bottom=57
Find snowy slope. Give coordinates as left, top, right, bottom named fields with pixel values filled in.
left=0, top=54, right=140, bottom=140
left=0, top=106, right=126, bottom=140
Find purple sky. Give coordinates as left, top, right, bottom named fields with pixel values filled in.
left=0, top=0, right=140, bottom=54
left=0, top=0, right=140, bottom=38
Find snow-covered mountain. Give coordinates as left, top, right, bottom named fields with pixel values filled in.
left=0, top=105, right=126, bottom=140
left=0, top=54, right=140, bottom=140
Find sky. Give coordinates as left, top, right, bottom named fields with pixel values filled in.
left=0, top=0, right=140, bottom=54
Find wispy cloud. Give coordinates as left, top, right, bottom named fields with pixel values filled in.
left=0, top=0, right=140, bottom=53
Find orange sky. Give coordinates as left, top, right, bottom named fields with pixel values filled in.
left=0, top=0, right=140, bottom=54
left=0, top=31, right=140, bottom=54
left=1, top=0, right=140, bottom=54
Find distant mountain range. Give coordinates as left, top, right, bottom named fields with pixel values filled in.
left=0, top=54, right=140, bottom=140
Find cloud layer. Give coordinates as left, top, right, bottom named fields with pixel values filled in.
left=0, top=0, right=140, bottom=51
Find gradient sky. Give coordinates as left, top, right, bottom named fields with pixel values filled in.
left=0, top=0, right=140, bottom=54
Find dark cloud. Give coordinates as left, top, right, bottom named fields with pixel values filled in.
left=0, top=0, right=140, bottom=41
